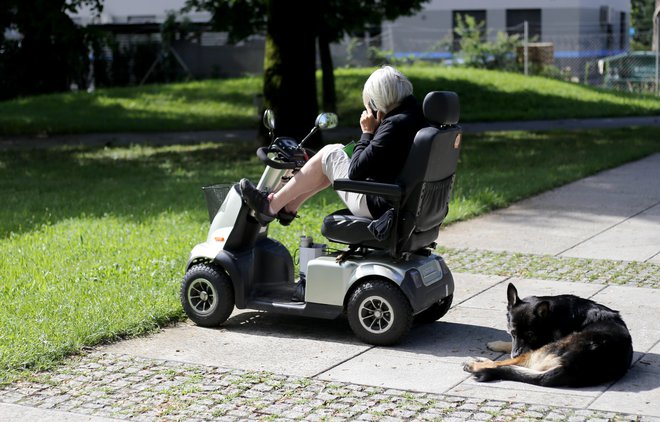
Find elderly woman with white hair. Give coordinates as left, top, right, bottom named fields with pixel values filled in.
left=240, top=65, right=428, bottom=226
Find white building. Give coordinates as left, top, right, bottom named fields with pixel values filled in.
left=386, top=0, right=631, bottom=59
left=69, top=0, right=632, bottom=80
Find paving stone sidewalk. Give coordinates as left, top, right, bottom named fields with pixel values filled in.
left=0, top=350, right=649, bottom=422
left=1, top=249, right=658, bottom=421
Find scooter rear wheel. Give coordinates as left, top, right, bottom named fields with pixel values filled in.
left=414, top=294, right=453, bottom=324
left=181, top=264, right=235, bottom=327
left=347, top=279, right=412, bottom=346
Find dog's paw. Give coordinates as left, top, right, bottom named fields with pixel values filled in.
left=463, top=361, right=496, bottom=382
left=462, top=357, right=492, bottom=373
left=463, top=361, right=476, bottom=373
left=487, top=340, right=512, bottom=353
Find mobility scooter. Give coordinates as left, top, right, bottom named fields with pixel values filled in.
left=180, top=91, right=462, bottom=346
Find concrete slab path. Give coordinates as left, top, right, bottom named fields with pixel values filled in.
left=438, top=153, right=660, bottom=264
left=2, top=115, right=660, bottom=151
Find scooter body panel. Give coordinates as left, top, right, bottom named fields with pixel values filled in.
left=206, top=185, right=244, bottom=243
left=305, top=252, right=454, bottom=314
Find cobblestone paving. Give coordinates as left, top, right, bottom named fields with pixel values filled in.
left=0, top=352, right=650, bottom=422
left=438, top=247, right=659, bottom=289
left=1, top=248, right=657, bottom=421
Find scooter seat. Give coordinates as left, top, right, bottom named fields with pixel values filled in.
left=321, top=209, right=390, bottom=249
left=322, top=91, right=462, bottom=259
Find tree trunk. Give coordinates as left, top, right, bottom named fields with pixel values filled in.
left=318, top=30, right=337, bottom=114
left=11, top=0, right=84, bottom=97
left=262, top=0, right=320, bottom=148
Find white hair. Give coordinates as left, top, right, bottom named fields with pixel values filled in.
left=362, top=65, right=413, bottom=115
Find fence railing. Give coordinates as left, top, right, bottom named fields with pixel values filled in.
left=367, top=22, right=660, bottom=95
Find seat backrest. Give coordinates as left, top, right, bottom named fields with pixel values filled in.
left=395, top=91, right=462, bottom=254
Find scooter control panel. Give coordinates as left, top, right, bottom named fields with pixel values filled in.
left=273, top=137, right=307, bottom=167
left=273, top=137, right=299, bottom=153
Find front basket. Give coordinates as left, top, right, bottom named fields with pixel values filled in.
left=202, top=183, right=234, bottom=223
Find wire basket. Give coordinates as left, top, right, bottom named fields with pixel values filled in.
left=202, top=183, right=234, bottom=223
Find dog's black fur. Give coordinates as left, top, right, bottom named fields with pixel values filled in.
left=463, top=283, right=633, bottom=387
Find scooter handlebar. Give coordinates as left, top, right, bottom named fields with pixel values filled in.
left=257, top=146, right=299, bottom=170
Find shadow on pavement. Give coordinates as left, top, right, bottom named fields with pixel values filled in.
left=222, top=310, right=508, bottom=359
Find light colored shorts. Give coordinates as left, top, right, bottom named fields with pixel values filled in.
left=321, top=144, right=373, bottom=219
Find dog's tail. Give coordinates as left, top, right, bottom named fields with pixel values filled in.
left=473, top=365, right=570, bottom=387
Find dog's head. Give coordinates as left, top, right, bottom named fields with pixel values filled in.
left=506, top=283, right=554, bottom=357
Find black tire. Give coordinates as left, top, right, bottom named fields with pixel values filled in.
left=414, top=294, right=453, bottom=325
left=180, top=264, right=235, bottom=327
left=347, top=279, right=413, bottom=346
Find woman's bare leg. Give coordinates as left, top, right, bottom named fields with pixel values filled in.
left=267, top=145, right=334, bottom=214
left=280, top=182, right=330, bottom=214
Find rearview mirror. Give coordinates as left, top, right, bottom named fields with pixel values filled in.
left=315, top=112, right=338, bottom=130
left=263, top=109, right=276, bottom=130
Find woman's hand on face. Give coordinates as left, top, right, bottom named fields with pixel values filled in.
left=360, top=110, right=378, bottom=134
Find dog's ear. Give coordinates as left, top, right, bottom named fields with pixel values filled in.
left=507, top=283, right=520, bottom=308
left=534, top=301, right=550, bottom=318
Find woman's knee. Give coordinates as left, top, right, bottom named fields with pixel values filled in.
left=318, top=144, right=344, bottom=170
left=318, top=143, right=342, bottom=158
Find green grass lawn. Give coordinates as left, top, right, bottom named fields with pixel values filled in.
left=1, top=66, right=659, bottom=136
left=1, top=127, right=659, bottom=382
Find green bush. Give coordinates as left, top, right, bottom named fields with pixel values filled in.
left=451, top=14, right=521, bottom=71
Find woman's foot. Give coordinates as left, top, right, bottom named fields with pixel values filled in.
left=239, top=178, right=275, bottom=226
left=277, top=209, right=298, bottom=226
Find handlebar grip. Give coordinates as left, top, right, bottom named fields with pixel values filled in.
left=257, top=147, right=297, bottom=170
left=256, top=147, right=269, bottom=162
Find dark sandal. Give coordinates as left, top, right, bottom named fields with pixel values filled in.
left=277, top=209, right=298, bottom=226
left=239, top=178, right=275, bottom=226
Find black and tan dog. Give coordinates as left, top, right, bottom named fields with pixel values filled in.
left=463, top=283, right=633, bottom=387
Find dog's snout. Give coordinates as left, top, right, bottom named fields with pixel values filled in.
left=510, top=340, right=526, bottom=358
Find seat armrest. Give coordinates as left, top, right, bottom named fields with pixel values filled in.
left=333, top=179, right=402, bottom=201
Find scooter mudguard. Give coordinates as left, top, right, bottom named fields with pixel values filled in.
left=186, top=243, right=241, bottom=285
left=187, top=241, right=225, bottom=270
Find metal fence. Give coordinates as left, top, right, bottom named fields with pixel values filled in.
left=354, top=23, right=660, bottom=96
left=83, top=20, right=660, bottom=96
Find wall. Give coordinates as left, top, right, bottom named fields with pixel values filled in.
left=173, top=39, right=265, bottom=78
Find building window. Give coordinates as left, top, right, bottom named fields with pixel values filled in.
left=452, top=10, right=486, bottom=51
left=506, top=9, right=541, bottom=41
left=127, top=15, right=157, bottom=24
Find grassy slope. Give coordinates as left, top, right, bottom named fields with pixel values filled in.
left=1, top=66, right=659, bottom=136
left=0, top=78, right=262, bottom=136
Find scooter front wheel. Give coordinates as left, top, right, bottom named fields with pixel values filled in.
left=181, top=264, right=235, bottom=327
left=347, top=279, right=412, bottom=346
